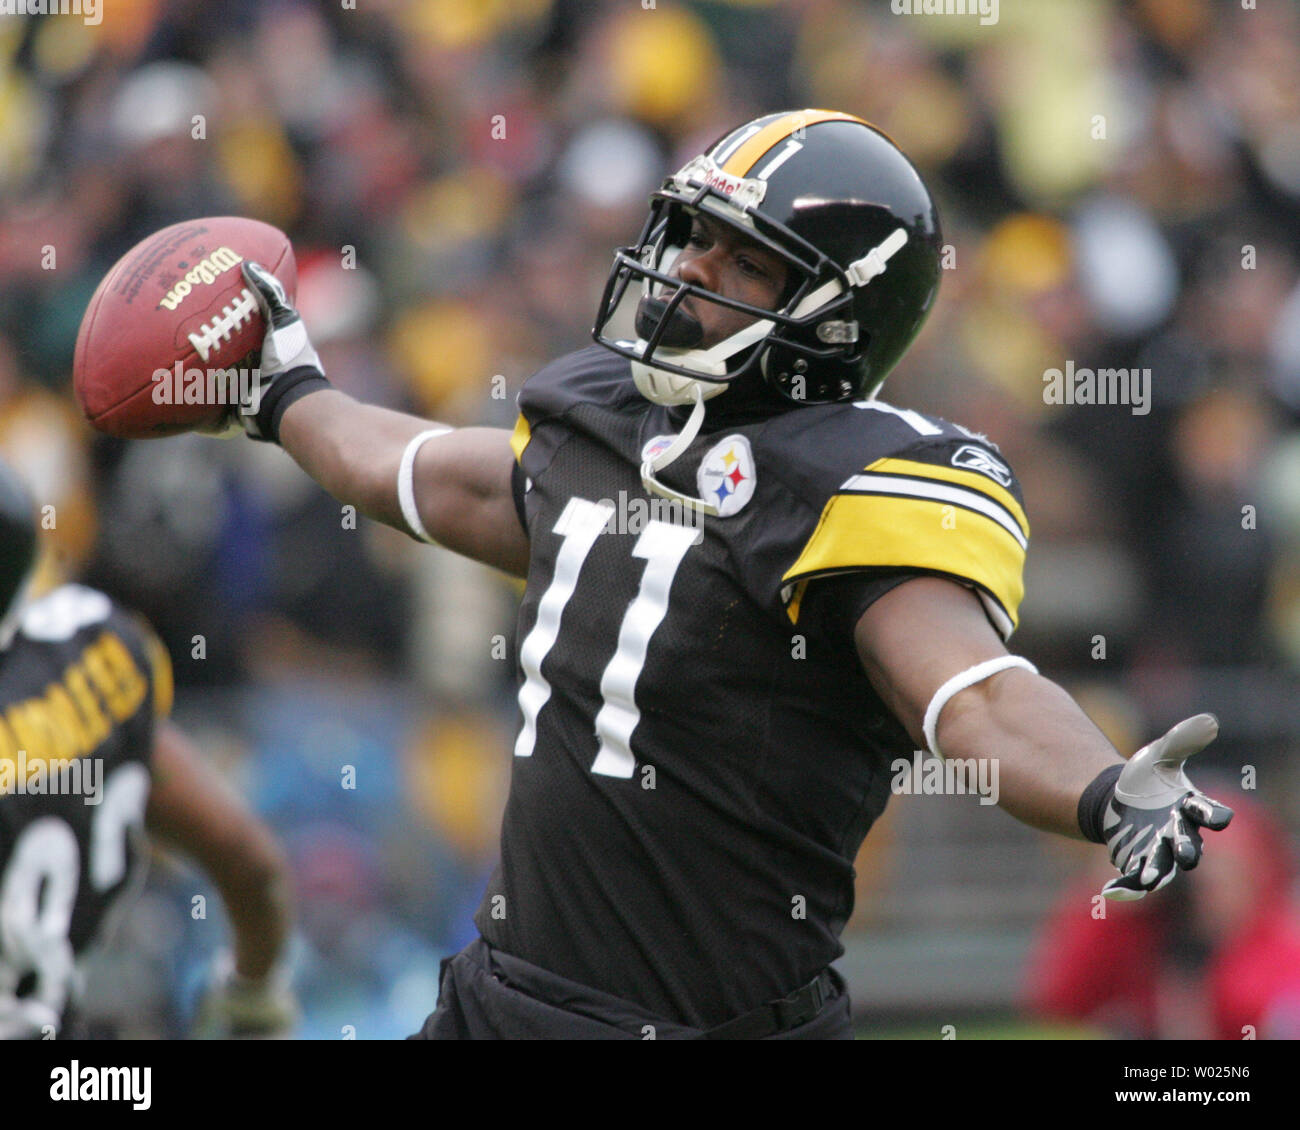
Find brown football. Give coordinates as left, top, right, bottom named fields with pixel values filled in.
left=73, top=216, right=296, bottom=438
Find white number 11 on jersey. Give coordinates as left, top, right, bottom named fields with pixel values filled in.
left=514, top=496, right=696, bottom=778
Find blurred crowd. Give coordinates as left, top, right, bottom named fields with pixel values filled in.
left=2, top=0, right=1299, bottom=1037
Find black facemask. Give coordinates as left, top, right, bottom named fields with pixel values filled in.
left=633, top=294, right=705, bottom=350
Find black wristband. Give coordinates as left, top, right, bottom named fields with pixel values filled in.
left=251, top=366, right=331, bottom=444
left=1077, top=763, right=1123, bottom=843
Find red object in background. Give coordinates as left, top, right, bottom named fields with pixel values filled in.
left=73, top=216, right=296, bottom=438
left=1025, top=796, right=1300, bottom=1039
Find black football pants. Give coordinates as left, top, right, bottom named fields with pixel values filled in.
left=408, top=936, right=853, bottom=1040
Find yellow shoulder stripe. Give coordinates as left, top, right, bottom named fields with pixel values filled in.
left=510, top=414, right=531, bottom=463
left=864, top=457, right=1028, bottom=538
left=781, top=493, right=1025, bottom=628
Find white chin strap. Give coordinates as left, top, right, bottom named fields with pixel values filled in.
left=639, top=383, right=717, bottom=515
left=628, top=226, right=910, bottom=514
left=628, top=312, right=777, bottom=405
left=629, top=315, right=775, bottom=516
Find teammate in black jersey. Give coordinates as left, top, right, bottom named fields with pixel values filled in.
left=0, top=459, right=296, bottom=1039
left=206, top=110, right=1228, bottom=1038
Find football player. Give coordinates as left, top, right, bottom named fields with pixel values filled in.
left=218, top=110, right=1227, bottom=1038
left=0, top=458, right=296, bottom=1039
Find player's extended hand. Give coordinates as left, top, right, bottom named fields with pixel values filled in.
left=1101, top=713, right=1233, bottom=901
left=191, top=953, right=299, bottom=1039
left=232, top=260, right=325, bottom=441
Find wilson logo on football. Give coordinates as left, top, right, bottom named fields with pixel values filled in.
left=157, top=247, right=244, bottom=311
left=951, top=444, right=1011, bottom=487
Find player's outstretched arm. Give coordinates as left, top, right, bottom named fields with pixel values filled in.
left=854, top=577, right=1120, bottom=836
left=277, top=392, right=528, bottom=577
left=144, top=720, right=297, bottom=1035
left=853, top=576, right=1231, bottom=897
left=237, top=261, right=529, bottom=578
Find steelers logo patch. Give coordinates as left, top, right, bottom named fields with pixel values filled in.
left=697, top=435, right=756, bottom=516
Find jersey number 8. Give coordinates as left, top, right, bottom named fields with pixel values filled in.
left=0, top=764, right=149, bottom=1038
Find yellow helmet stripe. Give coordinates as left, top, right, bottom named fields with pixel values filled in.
left=719, top=109, right=866, bottom=177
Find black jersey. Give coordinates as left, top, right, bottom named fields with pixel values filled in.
left=0, top=585, right=172, bottom=1038
left=476, top=346, right=1029, bottom=1028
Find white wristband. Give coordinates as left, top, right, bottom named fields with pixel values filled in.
left=398, top=427, right=453, bottom=544
left=922, top=656, right=1037, bottom=759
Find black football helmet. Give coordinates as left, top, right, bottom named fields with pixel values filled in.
left=0, top=457, right=37, bottom=645
left=592, top=109, right=943, bottom=408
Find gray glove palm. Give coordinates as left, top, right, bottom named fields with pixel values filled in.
left=1101, top=713, right=1233, bottom=900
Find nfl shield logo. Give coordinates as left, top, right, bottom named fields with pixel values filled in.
left=696, top=435, right=756, bottom=516
left=641, top=435, right=676, bottom=464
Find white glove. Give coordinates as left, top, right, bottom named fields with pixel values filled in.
left=191, top=952, right=298, bottom=1039
left=1101, top=713, right=1233, bottom=901
left=233, top=260, right=326, bottom=442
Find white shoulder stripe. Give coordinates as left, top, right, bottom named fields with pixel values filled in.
left=839, top=473, right=1028, bottom=549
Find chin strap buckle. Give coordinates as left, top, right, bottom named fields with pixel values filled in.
left=816, top=320, right=859, bottom=344
left=846, top=227, right=908, bottom=288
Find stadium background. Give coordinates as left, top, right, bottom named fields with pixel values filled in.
left=1, top=0, right=1298, bottom=1038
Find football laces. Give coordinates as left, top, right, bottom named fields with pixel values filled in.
left=187, top=287, right=259, bottom=362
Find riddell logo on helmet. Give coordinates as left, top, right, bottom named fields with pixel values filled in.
left=700, top=167, right=747, bottom=197
left=674, top=156, right=767, bottom=208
